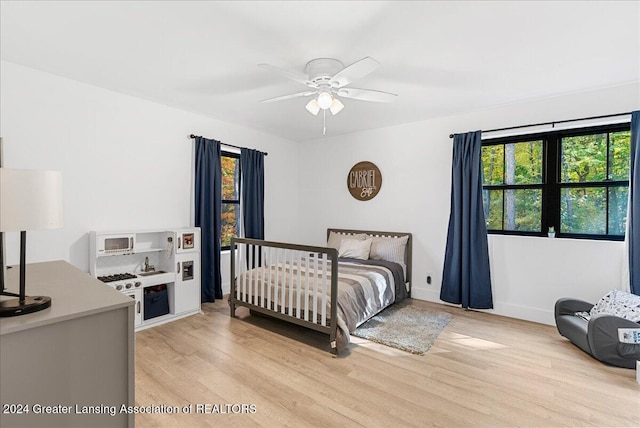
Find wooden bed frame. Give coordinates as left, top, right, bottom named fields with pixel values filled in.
left=229, top=228, right=412, bottom=354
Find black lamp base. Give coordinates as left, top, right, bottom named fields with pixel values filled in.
left=0, top=295, right=51, bottom=317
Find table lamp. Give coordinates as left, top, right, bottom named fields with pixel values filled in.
left=0, top=168, right=63, bottom=317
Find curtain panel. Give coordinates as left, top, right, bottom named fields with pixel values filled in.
left=240, top=148, right=265, bottom=240
left=240, top=148, right=265, bottom=270
left=194, top=137, right=223, bottom=302
left=441, top=130, right=493, bottom=309
left=629, top=111, right=640, bottom=295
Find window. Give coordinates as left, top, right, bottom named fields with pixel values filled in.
left=482, top=140, right=543, bottom=232
left=481, top=123, right=630, bottom=240
left=221, top=152, right=240, bottom=250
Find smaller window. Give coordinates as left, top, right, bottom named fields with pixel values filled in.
left=481, top=140, right=543, bottom=233
left=559, top=130, right=630, bottom=238
left=221, top=152, right=240, bottom=250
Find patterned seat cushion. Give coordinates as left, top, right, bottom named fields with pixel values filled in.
left=575, top=311, right=591, bottom=321
left=590, top=289, right=640, bottom=322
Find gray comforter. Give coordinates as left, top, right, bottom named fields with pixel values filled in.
left=236, top=257, right=407, bottom=353
left=333, top=258, right=407, bottom=352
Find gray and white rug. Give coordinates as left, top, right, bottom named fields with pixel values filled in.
left=353, top=302, right=452, bottom=355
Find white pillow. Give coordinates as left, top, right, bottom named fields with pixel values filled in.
left=590, top=289, right=640, bottom=322
left=327, top=231, right=367, bottom=251
left=368, top=235, right=408, bottom=266
left=338, top=238, right=372, bottom=260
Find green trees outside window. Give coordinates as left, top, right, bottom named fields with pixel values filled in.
left=221, top=153, right=240, bottom=249
left=482, top=141, right=543, bottom=232
left=481, top=125, right=630, bottom=240
left=559, top=131, right=630, bottom=236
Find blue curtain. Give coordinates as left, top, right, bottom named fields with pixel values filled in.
left=240, top=148, right=264, bottom=270
left=195, top=137, right=223, bottom=302
left=441, top=131, right=493, bottom=309
left=630, top=111, right=640, bottom=295
left=240, top=148, right=265, bottom=240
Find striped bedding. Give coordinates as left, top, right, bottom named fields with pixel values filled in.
left=236, top=257, right=407, bottom=352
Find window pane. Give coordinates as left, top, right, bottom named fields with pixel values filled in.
left=561, top=134, right=607, bottom=183
left=560, top=187, right=606, bottom=234
left=609, top=131, right=630, bottom=181
left=482, top=145, right=504, bottom=185
left=221, top=202, right=239, bottom=248
left=483, top=189, right=503, bottom=230
left=482, top=141, right=542, bottom=185
left=221, top=156, right=240, bottom=200
left=505, top=141, right=542, bottom=185
left=503, top=189, right=541, bottom=232
left=608, top=186, right=628, bottom=235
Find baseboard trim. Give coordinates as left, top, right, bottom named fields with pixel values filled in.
left=411, top=287, right=554, bottom=326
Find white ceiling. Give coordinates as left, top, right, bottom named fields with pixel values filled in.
left=1, top=1, right=639, bottom=142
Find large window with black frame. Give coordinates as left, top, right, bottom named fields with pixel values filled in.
left=481, top=123, right=630, bottom=240
left=221, top=152, right=240, bottom=250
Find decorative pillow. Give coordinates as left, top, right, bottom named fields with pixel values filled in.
left=327, top=231, right=367, bottom=251
left=368, top=235, right=409, bottom=265
left=590, top=289, right=640, bottom=322
left=338, top=238, right=372, bottom=260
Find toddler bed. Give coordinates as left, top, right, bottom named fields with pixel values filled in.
left=229, top=229, right=412, bottom=354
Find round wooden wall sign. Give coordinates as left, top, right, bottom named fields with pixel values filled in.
left=347, top=161, right=382, bottom=201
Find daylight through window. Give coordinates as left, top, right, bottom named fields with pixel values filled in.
left=481, top=124, right=630, bottom=240
left=221, top=152, right=240, bottom=249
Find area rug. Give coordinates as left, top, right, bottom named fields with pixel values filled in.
left=353, top=302, right=452, bottom=355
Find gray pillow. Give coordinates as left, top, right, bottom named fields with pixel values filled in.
left=368, top=235, right=409, bottom=280
left=368, top=235, right=408, bottom=265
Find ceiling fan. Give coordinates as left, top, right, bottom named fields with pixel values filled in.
left=259, top=57, right=397, bottom=134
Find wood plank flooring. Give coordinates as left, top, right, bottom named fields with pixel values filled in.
left=135, top=298, right=640, bottom=427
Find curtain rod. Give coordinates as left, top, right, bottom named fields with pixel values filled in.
left=448, top=111, right=632, bottom=139
left=189, top=134, right=268, bottom=156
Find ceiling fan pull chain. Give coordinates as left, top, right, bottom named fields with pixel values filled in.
left=323, top=109, right=327, bottom=135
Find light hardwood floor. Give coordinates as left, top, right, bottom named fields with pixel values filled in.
left=135, top=298, right=640, bottom=427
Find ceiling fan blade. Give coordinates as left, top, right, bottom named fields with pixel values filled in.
left=260, top=90, right=317, bottom=103
left=258, top=64, right=317, bottom=88
left=337, top=87, right=397, bottom=103
left=329, top=57, right=380, bottom=88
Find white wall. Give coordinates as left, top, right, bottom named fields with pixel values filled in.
left=297, top=82, right=639, bottom=325
left=0, top=61, right=300, bottom=279
left=2, top=59, right=638, bottom=325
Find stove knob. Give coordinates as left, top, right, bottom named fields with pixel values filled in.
left=125, top=283, right=133, bottom=289
left=116, top=284, right=123, bottom=291
left=135, top=282, right=141, bottom=288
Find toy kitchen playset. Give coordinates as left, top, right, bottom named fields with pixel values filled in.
left=89, top=228, right=201, bottom=330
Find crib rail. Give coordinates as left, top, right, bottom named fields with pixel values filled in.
left=229, top=238, right=339, bottom=352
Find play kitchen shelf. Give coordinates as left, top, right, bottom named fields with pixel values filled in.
left=89, top=228, right=201, bottom=331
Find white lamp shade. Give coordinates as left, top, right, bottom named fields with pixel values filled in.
left=317, top=92, right=333, bottom=109
left=0, top=168, right=63, bottom=232
left=305, top=98, right=320, bottom=116
left=329, top=98, right=344, bottom=115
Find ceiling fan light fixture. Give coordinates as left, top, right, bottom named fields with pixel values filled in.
left=259, top=57, right=396, bottom=134
left=317, top=92, right=333, bottom=110
left=329, top=98, right=344, bottom=115
left=305, top=98, right=320, bottom=116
